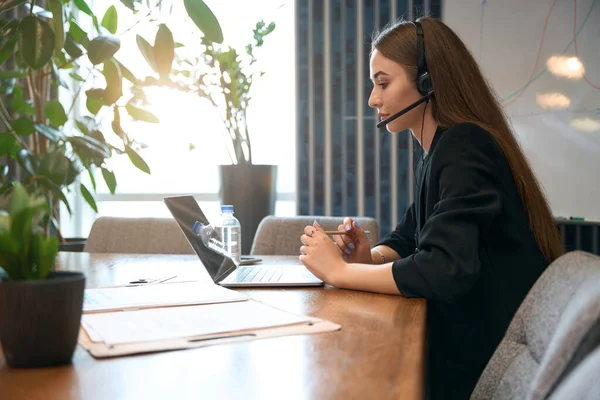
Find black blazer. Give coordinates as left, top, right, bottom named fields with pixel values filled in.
left=378, top=123, right=548, bottom=400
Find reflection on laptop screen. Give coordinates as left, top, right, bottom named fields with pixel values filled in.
left=163, top=196, right=237, bottom=283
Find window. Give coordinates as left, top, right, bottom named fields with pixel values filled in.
left=60, top=0, right=296, bottom=237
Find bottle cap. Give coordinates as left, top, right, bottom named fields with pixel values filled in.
left=221, top=205, right=234, bottom=213
left=192, top=221, right=202, bottom=234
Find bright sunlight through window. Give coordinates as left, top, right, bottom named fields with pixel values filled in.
left=60, top=0, right=296, bottom=237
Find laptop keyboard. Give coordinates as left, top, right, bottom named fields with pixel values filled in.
left=235, top=266, right=283, bottom=283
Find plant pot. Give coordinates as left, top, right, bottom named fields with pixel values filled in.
left=219, top=164, right=277, bottom=255
left=0, top=271, right=85, bottom=368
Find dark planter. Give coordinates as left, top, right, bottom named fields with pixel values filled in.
left=219, top=164, right=277, bottom=255
left=0, top=271, right=85, bottom=368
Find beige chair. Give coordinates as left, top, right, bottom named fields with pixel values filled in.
left=471, top=251, right=600, bottom=400
left=84, top=217, right=194, bottom=254
left=250, top=215, right=380, bottom=255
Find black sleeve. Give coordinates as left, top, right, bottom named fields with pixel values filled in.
left=377, top=202, right=417, bottom=258
left=392, top=138, right=502, bottom=303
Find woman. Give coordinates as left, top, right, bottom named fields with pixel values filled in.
left=298, top=17, right=564, bottom=399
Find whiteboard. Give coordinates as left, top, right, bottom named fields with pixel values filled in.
left=443, top=0, right=600, bottom=220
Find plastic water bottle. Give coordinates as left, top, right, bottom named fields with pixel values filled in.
left=218, top=205, right=241, bottom=264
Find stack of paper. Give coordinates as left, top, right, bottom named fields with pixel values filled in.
left=82, top=300, right=311, bottom=345
left=83, top=281, right=247, bottom=313
left=79, top=281, right=342, bottom=358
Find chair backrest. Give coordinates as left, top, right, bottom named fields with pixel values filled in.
left=548, top=345, right=600, bottom=400
left=471, top=251, right=600, bottom=400
left=84, top=217, right=194, bottom=254
left=250, top=215, right=380, bottom=256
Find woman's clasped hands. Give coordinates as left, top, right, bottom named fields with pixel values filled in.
left=299, top=217, right=372, bottom=285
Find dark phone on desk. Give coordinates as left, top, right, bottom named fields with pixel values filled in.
left=239, top=256, right=262, bottom=266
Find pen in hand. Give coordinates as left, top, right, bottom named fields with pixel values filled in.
left=321, top=230, right=371, bottom=235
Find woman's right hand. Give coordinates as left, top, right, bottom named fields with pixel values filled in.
left=332, top=217, right=372, bottom=264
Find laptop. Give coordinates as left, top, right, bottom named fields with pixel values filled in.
left=163, top=195, right=323, bottom=287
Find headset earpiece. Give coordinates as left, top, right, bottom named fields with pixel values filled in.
left=411, top=20, right=432, bottom=97
left=417, top=71, right=432, bottom=96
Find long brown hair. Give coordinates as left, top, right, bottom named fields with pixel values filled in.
left=372, top=17, right=564, bottom=262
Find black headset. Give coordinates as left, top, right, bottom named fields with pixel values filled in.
left=375, top=20, right=434, bottom=128
left=410, top=20, right=432, bottom=97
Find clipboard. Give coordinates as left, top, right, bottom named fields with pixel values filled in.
left=78, top=299, right=341, bottom=358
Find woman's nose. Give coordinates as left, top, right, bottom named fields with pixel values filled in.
left=368, top=89, right=379, bottom=109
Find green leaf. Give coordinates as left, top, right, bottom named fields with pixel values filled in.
left=0, top=133, right=18, bottom=157
left=101, top=166, right=116, bottom=194
left=136, top=34, right=157, bottom=73
left=125, top=103, right=159, bottom=123
left=8, top=86, right=35, bottom=115
left=34, top=123, right=64, bottom=142
left=0, top=0, right=28, bottom=13
left=37, top=176, right=71, bottom=214
left=183, top=0, right=223, bottom=44
left=38, top=151, right=74, bottom=186
left=111, top=106, right=124, bottom=138
left=85, top=88, right=105, bottom=114
left=113, top=58, right=138, bottom=84
left=0, top=70, right=27, bottom=79
left=86, top=88, right=104, bottom=98
left=64, top=34, right=83, bottom=59
left=68, top=20, right=88, bottom=44
left=0, top=210, right=10, bottom=235
left=125, top=145, right=150, bottom=174
left=119, top=0, right=136, bottom=11
left=12, top=117, right=34, bottom=135
left=43, top=100, right=68, bottom=127
left=86, top=97, right=103, bottom=115
left=101, top=5, right=118, bottom=34
left=35, top=234, right=58, bottom=279
left=69, top=72, right=86, bottom=82
left=0, top=20, right=19, bottom=65
left=72, top=0, right=94, bottom=17
left=87, top=167, right=96, bottom=191
left=154, top=24, right=174, bottom=80
left=76, top=115, right=98, bottom=133
left=8, top=181, right=29, bottom=216
left=16, top=149, right=35, bottom=175
left=68, top=135, right=111, bottom=161
left=79, top=183, right=97, bottom=212
left=102, top=59, right=122, bottom=105
left=1, top=20, right=19, bottom=42
left=18, top=16, right=55, bottom=69
left=87, top=35, right=120, bottom=65
left=88, top=129, right=106, bottom=144
left=48, top=0, right=64, bottom=57
left=0, top=77, right=16, bottom=95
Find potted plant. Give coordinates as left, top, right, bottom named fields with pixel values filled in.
left=173, top=20, right=277, bottom=254
left=0, top=0, right=224, bottom=368
left=0, top=182, right=85, bottom=368
left=0, top=0, right=223, bottom=241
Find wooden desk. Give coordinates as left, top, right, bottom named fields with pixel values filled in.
left=0, top=253, right=426, bottom=400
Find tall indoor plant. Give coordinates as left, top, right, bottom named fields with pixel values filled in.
left=0, top=0, right=224, bottom=367
left=0, top=0, right=223, bottom=237
left=174, top=20, right=276, bottom=254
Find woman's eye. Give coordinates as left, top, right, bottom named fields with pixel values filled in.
left=378, top=83, right=388, bottom=89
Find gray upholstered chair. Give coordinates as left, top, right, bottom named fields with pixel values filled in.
left=471, top=251, right=600, bottom=400
left=84, top=217, right=194, bottom=254
left=548, top=345, right=600, bottom=400
left=250, top=215, right=380, bottom=255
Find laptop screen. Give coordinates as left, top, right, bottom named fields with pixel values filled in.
left=163, top=196, right=237, bottom=283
